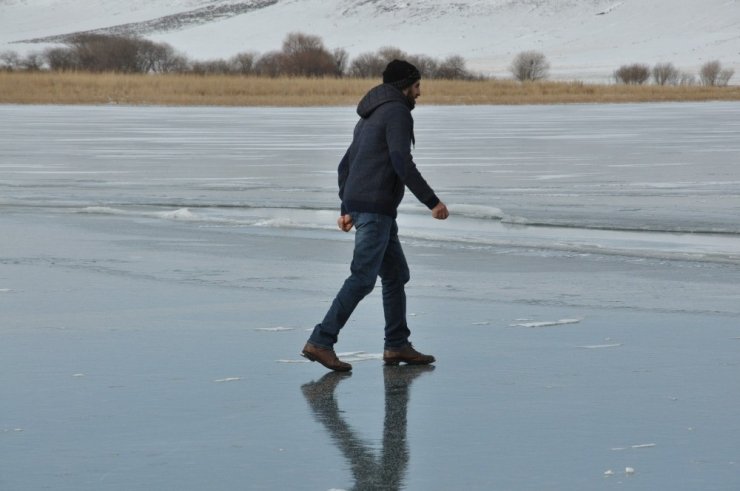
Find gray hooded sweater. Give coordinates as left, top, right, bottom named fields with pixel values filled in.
left=338, top=84, right=440, bottom=218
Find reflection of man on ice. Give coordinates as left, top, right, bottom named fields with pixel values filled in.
left=302, top=366, right=434, bottom=487
left=302, top=60, right=449, bottom=372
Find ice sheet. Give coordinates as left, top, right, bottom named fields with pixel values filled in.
left=1, top=104, right=739, bottom=490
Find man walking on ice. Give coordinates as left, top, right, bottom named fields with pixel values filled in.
left=302, top=59, right=449, bottom=372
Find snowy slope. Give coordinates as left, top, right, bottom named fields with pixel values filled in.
left=1, top=0, right=738, bottom=81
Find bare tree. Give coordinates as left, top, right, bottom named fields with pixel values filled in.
left=20, top=52, right=45, bottom=71
left=254, top=51, right=286, bottom=77
left=614, top=64, right=650, bottom=85
left=701, top=60, right=735, bottom=86
left=349, top=52, right=385, bottom=78
left=348, top=49, right=477, bottom=80
left=510, top=51, right=550, bottom=81
left=190, top=59, right=232, bottom=75
left=700, top=60, right=722, bottom=86
left=652, top=62, right=679, bottom=86
left=44, top=47, right=78, bottom=71
left=436, top=55, right=470, bottom=79
left=1, top=50, right=21, bottom=71
left=157, top=50, right=189, bottom=74
left=407, top=54, right=439, bottom=78
left=332, top=48, right=349, bottom=77
left=134, top=40, right=186, bottom=73
left=718, top=68, right=735, bottom=86
left=229, top=51, right=258, bottom=75
left=377, top=46, right=408, bottom=65
left=278, top=32, right=338, bottom=77
left=65, top=34, right=141, bottom=73
left=42, top=35, right=188, bottom=73
left=282, top=32, right=323, bottom=56
left=678, top=71, right=696, bottom=86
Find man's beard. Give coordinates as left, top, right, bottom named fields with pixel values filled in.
left=406, top=93, right=416, bottom=110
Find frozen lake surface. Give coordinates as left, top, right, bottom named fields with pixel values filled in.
left=3, top=103, right=740, bottom=258
left=1, top=103, right=739, bottom=490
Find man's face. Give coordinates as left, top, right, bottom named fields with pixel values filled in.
left=403, top=81, right=421, bottom=105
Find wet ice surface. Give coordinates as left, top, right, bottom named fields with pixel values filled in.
left=1, top=103, right=739, bottom=490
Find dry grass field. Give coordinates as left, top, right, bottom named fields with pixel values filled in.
left=2, top=71, right=740, bottom=106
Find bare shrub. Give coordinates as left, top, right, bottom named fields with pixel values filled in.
left=253, top=51, right=286, bottom=77
left=68, top=34, right=143, bottom=72
left=333, top=48, right=349, bottom=76
left=652, top=62, right=679, bottom=86
left=436, top=55, right=470, bottom=80
left=1, top=50, right=20, bottom=71
left=53, top=34, right=185, bottom=73
left=614, top=64, right=650, bottom=85
left=701, top=60, right=735, bottom=86
left=190, top=59, right=232, bottom=75
left=348, top=49, right=474, bottom=80
left=136, top=40, right=187, bottom=73
left=280, top=32, right=338, bottom=77
left=44, top=47, right=78, bottom=71
left=406, top=54, right=439, bottom=78
left=349, top=52, right=386, bottom=78
left=718, top=68, right=735, bottom=86
left=700, top=60, right=722, bottom=86
left=229, top=51, right=258, bottom=75
left=510, top=51, right=550, bottom=81
left=678, top=71, right=696, bottom=86
left=376, top=46, right=408, bottom=65
left=19, top=52, right=45, bottom=71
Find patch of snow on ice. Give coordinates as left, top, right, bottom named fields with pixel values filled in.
left=576, top=343, right=622, bottom=349
left=449, top=204, right=504, bottom=220
left=255, top=326, right=295, bottom=332
left=336, top=351, right=383, bottom=362
left=80, top=206, right=130, bottom=215
left=612, top=443, right=656, bottom=451
left=156, top=208, right=197, bottom=220
left=511, top=318, right=582, bottom=328
left=214, top=377, right=241, bottom=383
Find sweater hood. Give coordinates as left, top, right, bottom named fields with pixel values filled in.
left=356, top=84, right=413, bottom=119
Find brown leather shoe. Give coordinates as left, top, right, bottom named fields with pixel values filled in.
left=302, top=343, right=352, bottom=372
left=383, top=344, right=436, bottom=366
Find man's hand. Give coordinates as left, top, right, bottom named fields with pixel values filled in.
left=337, top=214, right=353, bottom=232
left=432, top=202, right=449, bottom=220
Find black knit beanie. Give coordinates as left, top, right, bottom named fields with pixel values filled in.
left=383, top=59, right=421, bottom=89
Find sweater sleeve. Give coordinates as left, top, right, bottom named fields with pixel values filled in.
left=337, top=148, right=350, bottom=215
left=386, top=107, right=440, bottom=210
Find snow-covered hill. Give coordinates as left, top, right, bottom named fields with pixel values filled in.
left=1, top=0, right=738, bottom=81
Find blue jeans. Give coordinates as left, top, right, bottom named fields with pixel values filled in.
left=308, top=212, right=412, bottom=350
